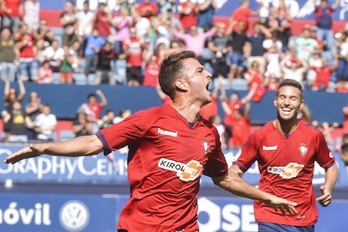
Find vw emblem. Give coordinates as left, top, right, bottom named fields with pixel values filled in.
left=59, top=200, right=90, bottom=232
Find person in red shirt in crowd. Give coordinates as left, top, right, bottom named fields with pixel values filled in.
left=137, top=0, right=158, bottom=19
left=143, top=54, right=160, bottom=87
left=220, top=86, right=254, bottom=148
left=230, top=0, right=261, bottom=32
left=229, top=101, right=251, bottom=149
left=231, top=79, right=338, bottom=232
left=17, top=23, right=38, bottom=82
left=93, top=2, right=112, bottom=38
left=335, top=80, right=348, bottom=93
left=311, top=57, right=337, bottom=91
left=177, top=0, right=199, bottom=31
left=123, top=26, right=146, bottom=86
left=244, top=60, right=266, bottom=102
left=2, top=0, right=23, bottom=32
left=5, top=51, right=297, bottom=232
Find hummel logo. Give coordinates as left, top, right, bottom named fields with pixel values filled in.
left=263, top=145, right=277, bottom=150
left=157, top=128, right=178, bottom=137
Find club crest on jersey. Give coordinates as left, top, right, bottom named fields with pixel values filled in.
left=203, top=141, right=210, bottom=154
left=299, top=144, right=308, bottom=156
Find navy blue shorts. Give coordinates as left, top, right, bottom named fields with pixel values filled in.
left=258, top=222, right=315, bottom=232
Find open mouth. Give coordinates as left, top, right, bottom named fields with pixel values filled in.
left=206, top=82, right=210, bottom=90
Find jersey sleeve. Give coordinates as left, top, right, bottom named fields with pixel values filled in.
left=96, top=110, right=150, bottom=155
left=234, top=132, right=259, bottom=172
left=315, top=131, right=335, bottom=169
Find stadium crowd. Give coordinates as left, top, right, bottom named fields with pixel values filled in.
left=0, top=0, right=348, bottom=161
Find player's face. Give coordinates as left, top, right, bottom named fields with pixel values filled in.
left=274, top=85, right=304, bottom=121
left=182, top=58, right=212, bottom=106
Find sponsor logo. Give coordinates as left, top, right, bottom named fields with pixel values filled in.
left=59, top=201, right=90, bottom=232
left=262, top=145, right=277, bottom=151
left=157, top=128, right=178, bottom=137
left=299, top=144, right=308, bottom=156
left=267, top=162, right=304, bottom=179
left=158, top=158, right=203, bottom=181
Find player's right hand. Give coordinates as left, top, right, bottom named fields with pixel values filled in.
left=3, top=144, right=42, bottom=164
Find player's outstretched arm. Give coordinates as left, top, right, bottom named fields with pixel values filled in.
left=212, top=165, right=298, bottom=215
left=4, top=135, right=104, bottom=164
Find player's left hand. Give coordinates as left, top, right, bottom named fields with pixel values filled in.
left=267, top=195, right=298, bottom=215
left=316, top=185, right=332, bottom=207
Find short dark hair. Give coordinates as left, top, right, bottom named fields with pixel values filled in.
left=276, top=79, right=303, bottom=100
left=341, top=143, right=348, bottom=154
left=158, top=50, right=197, bottom=99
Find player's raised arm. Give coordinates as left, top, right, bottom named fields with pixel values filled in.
left=4, top=135, right=104, bottom=164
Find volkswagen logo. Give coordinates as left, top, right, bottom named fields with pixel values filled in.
left=59, top=200, right=90, bottom=232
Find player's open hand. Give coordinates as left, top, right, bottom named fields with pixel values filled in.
left=266, top=196, right=298, bottom=215
left=3, top=144, right=42, bottom=164
left=316, top=185, right=332, bottom=207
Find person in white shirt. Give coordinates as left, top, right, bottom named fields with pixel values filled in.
left=34, top=104, right=57, bottom=141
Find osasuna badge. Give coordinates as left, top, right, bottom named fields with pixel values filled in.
left=299, top=144, right=308, bottom=156
left=203, top=140, right=210, bottom=154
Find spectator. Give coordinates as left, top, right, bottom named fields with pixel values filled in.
left=59, top=53, right=74, bottom=84
left=37, top=60, right=53, bottom=84
left=229, top=0, right=261, bottom=32
left=209, top=114, right=227, bottom=150
left=335, top=32, right=348, bottom=82
left=2, top=0, right=23, bottom=32
left=143, top=54, right=160, bottom=87
left=1, top=78, right=26, bottom=141
left=173, top=24, right=216, bottom=64
left=75, top=1, right=94, bottom=39
left=68, top=40, right=84, bottom=74
left=98, top=109, right=115, bottom=129
left=24, top=91, right=42, bottom=141
left=245, top=21, right=271, bottom=73
left=207, top=22, right=232, bottom=79
left=113, top=108, right=132, bottom=124
left=228, top=101, right=251, bottom=149
left=132, top=11, right=151, bottom=41
left=311, top=57, right=337, bottom=91
left=197, top=0, right=218, bottom=32
left=157, top=0, right=175, bottom=16
left=277, top=0, right=292, bottom=51
left=244, top=60, right=266, bottom=102
left=1, top=101, right=28, bottom=143
left=83, top=28, right=106, bottom=82
left=313, top=0, right=339, bottom=52
left=17, top=23, right=39, bottom=82
left=219, top=89, right=252, bottom=148
left=72, top=111, right=93, bottom=137
left=34, top=19, right=53, bottom=48
left=281, top=54, right=308, bottom=85
left=93, top=2, right=112, bottom=38
left=94, top=41, right=116, bottom=85
left=23, top=0, right=40, bottom=32
left=0, top=27, right=18, bottom=82
left=123, top=27, right=146, bottom=86
left=263, top=43, right=283, bottom=80
left=177, top=0, right=199, bottom=31
left=60, top=1, right=78, bottom=49
left=227, top=20, right=248, bottom=80
left=111, top=6, right=133, bottom=55
left=340, top=143, right=348, bottom=167
left=77, top=89, right=108, bottom=133
left=34, top=104, right=57, bottom=141
left=43, top=39, right=65, bottom=73
left=137, top=0, right=158, bottom=19
left=289, top=25, right=318, bottom=62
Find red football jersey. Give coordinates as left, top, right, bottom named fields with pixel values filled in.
left=97, top=104, right=228, bottom=231
left=234, top=120, right=335, bottom=226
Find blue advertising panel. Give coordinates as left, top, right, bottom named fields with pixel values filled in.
left=2, top=145, right=348, bottom=187
left=0, top=194, right=347, bottom=232
left=38, top=0, right=348, bottom=21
